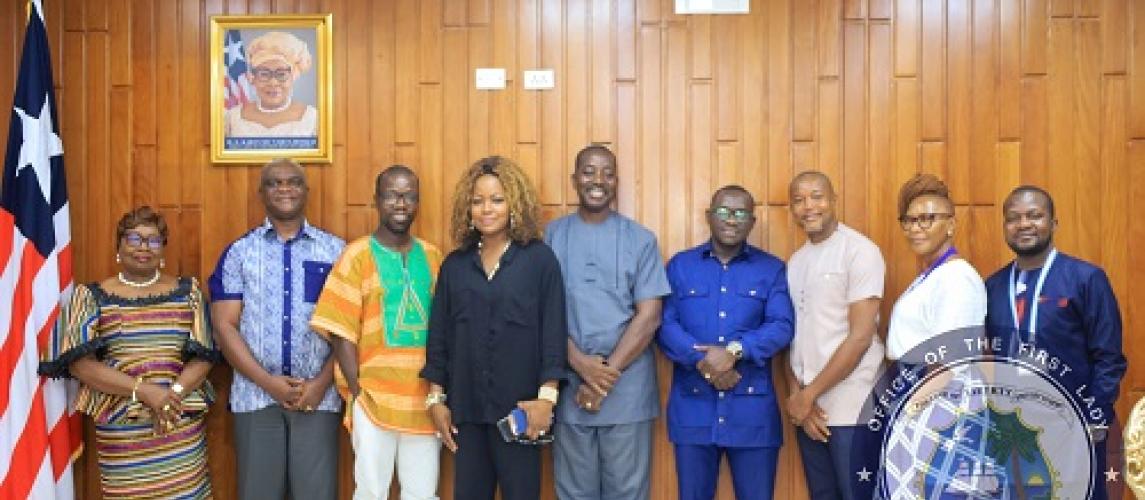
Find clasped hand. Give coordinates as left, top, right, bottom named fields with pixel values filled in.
left=266, top=375, right=325, bottom=412
left=137, top=383, right=183, bottom=436
left=787, top=388, right=830, bottom=442
left=695, top=344, right=740, bottom=390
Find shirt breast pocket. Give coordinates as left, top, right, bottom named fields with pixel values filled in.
left=504, top=293, right=539, bottom=330
left=302, top=260, right=333, bottom=303
left=806, top=271, right=846, bottom=300
left=676, top=284, right=710, bottom=333
left=735, top=283, right=768, bottom=325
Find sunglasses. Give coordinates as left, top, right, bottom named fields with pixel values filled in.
left=711, top=206, right=753, bottom=222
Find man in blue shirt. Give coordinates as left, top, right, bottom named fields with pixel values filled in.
left=985, top=185, right=1126, bottom=500
left=208, top=159, right=345, bottom=500
left=658, top=185, right=795, bottom=500
left=546, top=145, right=671, bottom=500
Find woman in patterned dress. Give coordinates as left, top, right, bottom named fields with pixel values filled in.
left=39, top=206, right=220, bottom=499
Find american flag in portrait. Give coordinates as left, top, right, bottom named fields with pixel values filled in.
left=0, top=0, right=82, bottom=498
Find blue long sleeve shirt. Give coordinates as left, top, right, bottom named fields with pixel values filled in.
left=657, top=242, right=795, bottom=447
left=984, top=252, right=1126, bottom=426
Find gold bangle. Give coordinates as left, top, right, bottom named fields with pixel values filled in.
left=131, top=376, right=144, bottom=403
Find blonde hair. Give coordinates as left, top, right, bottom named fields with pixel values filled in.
left=247, top=31, right=312, bottom=78
left=448, top=156, right=542, bottom=249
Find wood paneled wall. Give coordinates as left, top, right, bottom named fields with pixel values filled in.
left=1, top=0, right=1140, bottom=497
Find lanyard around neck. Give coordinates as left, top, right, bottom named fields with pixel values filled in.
left=906, top=246, right=958, bottom=293
left=1008, top=248, right=1058, bottom=343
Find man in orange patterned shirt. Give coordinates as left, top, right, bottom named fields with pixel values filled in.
left=311, top=165, right=443, bottom=499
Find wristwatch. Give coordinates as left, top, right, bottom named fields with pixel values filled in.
left=171, top=382, right=185, bottom=396
left=425, top=392, right=447, bottom=409
left=726, top=340, right=744, bottom=360
left=538, top=386, right=560, bottom=405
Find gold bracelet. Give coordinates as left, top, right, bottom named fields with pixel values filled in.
left=131, top=376, right=144, bottom=403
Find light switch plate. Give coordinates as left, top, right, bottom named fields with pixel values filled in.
left=523, top=69, right=555, bottom=90
left=475, top=68, right=507, bottom=90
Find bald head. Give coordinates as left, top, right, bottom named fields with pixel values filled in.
left=788, top=170, right=836, bottom=199
left=260, top=158, right=306, bottom=190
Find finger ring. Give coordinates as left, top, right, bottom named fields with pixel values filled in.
left=162, top=404, right=171, bottom=411
left=602, top=391, right=608, bottom=397
left=585, top=402, right=593, bottom=409
left=704, top=373, right=712, bottom=380
left=434, top=432, right=442, bottom=439
left=305, top=406, right=314, bottom=412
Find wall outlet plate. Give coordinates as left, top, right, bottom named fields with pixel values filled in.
left=475, top=68, right=507, bottom=90
left=523, top=69, right=555, bottom=90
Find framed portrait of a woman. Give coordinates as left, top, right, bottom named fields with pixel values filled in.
left=209, top=14, right=333, bottom=164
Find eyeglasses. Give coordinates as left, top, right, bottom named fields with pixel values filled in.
left=379, top=191, right=419, bottom=205
left=898, top=213, right=953, bottom=231
left=711, top=206, right=753, bottom=222
left=261, top=177, right=306, bottom=191
left=124, top=232, right=163, bottom=249
left=251, top=67, right=292, bottom=83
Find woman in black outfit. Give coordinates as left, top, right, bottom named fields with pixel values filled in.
left=421, top=155, right=567, bottom=500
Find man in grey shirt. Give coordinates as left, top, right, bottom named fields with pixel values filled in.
left=546, top=145, right=670, bottom=500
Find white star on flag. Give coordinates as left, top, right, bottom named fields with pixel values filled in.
left=14, top=96, right=63, bottom=203
left=1106, top=466, right=1120, bottom=482
left=856, top=466, right=872, bottom=482
left=225, top=38, right=245, bottom=64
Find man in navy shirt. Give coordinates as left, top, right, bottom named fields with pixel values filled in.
left=658, top=185, right=795, bottom=500
left=985, top=185, right=1125, bottom=500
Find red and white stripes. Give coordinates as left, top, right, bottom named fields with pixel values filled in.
left=0, top=207, right=81, bottom=500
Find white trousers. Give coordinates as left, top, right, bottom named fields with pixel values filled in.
left=351, top=400, right=441, bottom=500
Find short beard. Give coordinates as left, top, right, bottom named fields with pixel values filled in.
left=1009, top=235, right=1052, bottom=257
left=383, top=220, right=412, bottom=236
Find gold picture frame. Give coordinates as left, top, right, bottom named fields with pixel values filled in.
left=209, top=14, right=333, bottom=164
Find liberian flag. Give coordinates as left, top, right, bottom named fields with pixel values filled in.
left=222, top=29, right=254, bottom=109
left=0, top=1, right=82, bottom=498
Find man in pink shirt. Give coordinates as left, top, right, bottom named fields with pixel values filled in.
left=784, top=171, right=885, bottom=500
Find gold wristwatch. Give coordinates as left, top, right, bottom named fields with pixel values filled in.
left=425, top=392, right=447, bottom=409
left=726, top=340, right=745, bottom=360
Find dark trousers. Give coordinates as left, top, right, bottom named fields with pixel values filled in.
left=795, top=426, right=878, bottom=500
left=1092, top=439, right=1109, bottom=500
left=673, top=444, right=778, bottom=500
left=233, top=405, right=340, bottom=500
left=453, top=423, right=541, bottom=500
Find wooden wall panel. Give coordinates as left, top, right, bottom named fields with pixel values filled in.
left=3, top=0, right=1139, bottom=498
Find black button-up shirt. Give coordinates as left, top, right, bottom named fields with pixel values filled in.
left=421, top=239, right=568, bottom=424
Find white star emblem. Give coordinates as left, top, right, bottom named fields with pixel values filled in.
left=225, top=38, right=245, bottom=65
left=856, top=466, right=872, bottom=482
left=14, top=96, right=63, bottom=203
left=1106, top=466, right=1119, bottom=482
